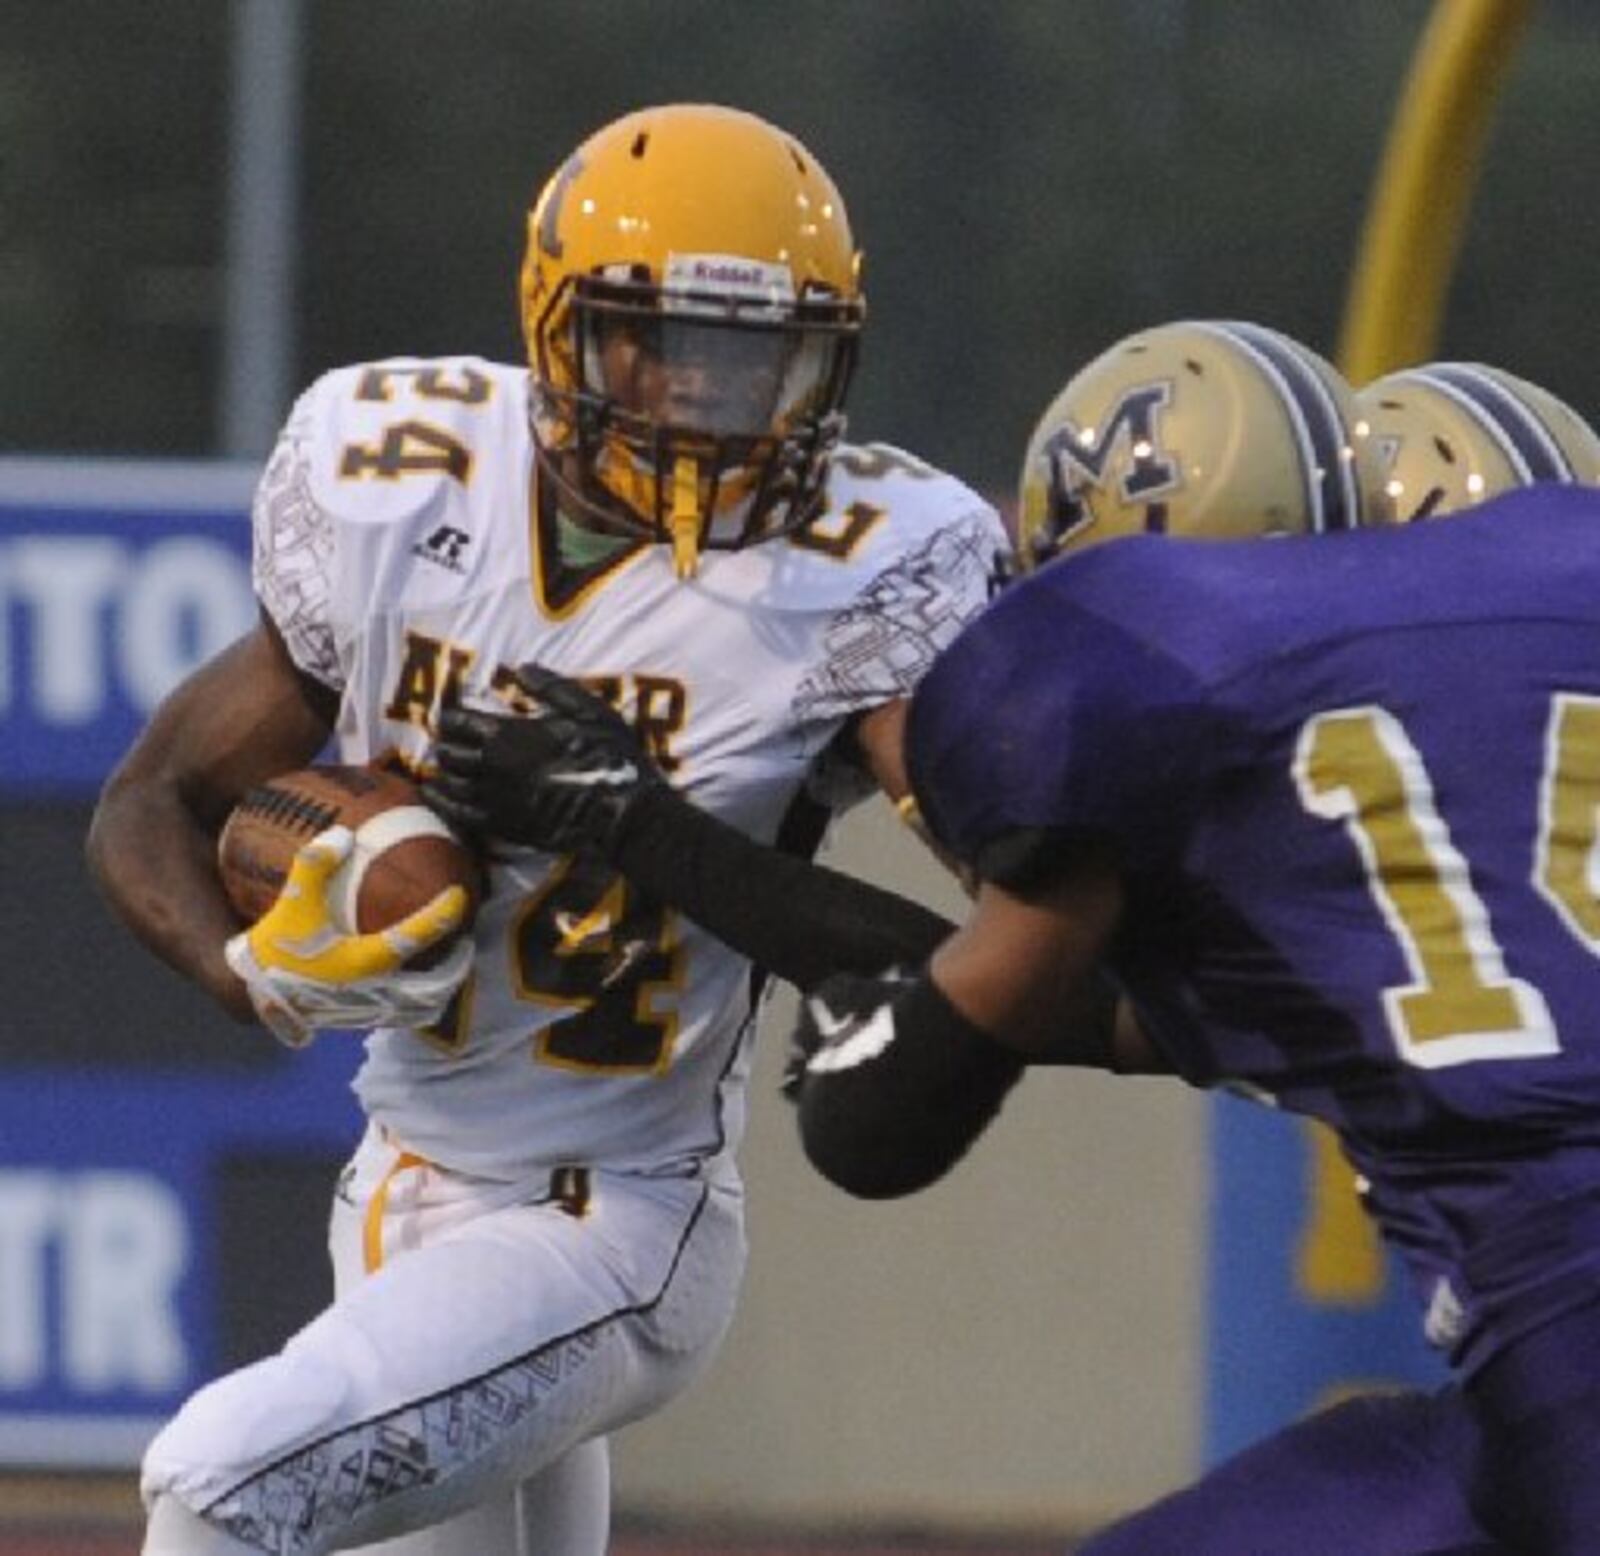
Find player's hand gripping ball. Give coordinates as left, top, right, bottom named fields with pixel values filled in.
left=218, top=765, right=482, bottom=1047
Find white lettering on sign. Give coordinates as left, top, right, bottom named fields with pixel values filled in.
left=0, top=1171, right=190, bottom=1394
left=0, top=535, right=253, bottom=723
left=119, top=539, right=254, bottom=712
left=4, top=538, right=124, bottom=721
left=0, top=1175, right=56, bottom=1387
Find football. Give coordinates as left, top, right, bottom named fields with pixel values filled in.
left=217, top=764, right=481, bottom=947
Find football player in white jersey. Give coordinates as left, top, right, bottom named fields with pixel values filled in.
left=88, top=103, right=1007, bottom=1556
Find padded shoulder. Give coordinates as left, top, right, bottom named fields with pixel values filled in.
left=716, top=441, right=1006, bottom=618
left=822, top=440, right=1004, bottom=560
left=906, top=543, right=1224, bottom=876
left=295, top=356, right=530, bottom=528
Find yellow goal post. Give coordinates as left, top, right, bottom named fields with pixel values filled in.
left=1337, top=0, right=1535, bottom=384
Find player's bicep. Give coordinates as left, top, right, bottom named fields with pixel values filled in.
left=931, top=848, right=1124, bottom=1063
left=88, top=617, right=338, bottom=1016
left=106, top=615, right=335, bottom=830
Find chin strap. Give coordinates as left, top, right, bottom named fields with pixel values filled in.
left=670, top=456, right=702, bottom=579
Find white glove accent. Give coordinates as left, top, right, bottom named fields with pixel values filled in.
left=226, top=932, right=474, bottom=1048
left=224, top=825, right=472, bottom=1048
left=800, top=999, right=899, bottom=1075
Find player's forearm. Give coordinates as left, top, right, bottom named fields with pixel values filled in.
left=793, top=969, right=1024, bottom=1198
left=611, top=783, right=956, bottom=991
left=87, top=773, right=255, bottom=1022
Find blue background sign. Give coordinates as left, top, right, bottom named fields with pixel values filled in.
left=0, top=459, right=363, bottom=1466
left=0, top=1047, right=362, bottom=1465
left=0, top=459, right=259, bottom=797
left=1206, top=1094, right=1448, bottom=1464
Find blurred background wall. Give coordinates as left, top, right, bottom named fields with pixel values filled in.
left=9, top=1, right=1600, bottom=477
left=2, top=0, right=1598, bottom=1539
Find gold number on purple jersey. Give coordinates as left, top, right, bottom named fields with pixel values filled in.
left=1534, top=693, right=1600, bottom=946
left=511, top=856, right=685, bottom=1074
left=1294, top=705, right=1558, bottom=1069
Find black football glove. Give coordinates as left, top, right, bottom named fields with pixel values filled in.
left=424, top=663, right=665, bottom=858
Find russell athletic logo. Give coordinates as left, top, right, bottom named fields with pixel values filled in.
left=412, top=524, right=472, bottom=573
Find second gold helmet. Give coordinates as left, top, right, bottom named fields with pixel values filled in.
left=1357, top=362, right=1600, bottom=520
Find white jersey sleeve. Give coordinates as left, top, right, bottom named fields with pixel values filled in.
left=792, top=494, right=1005, bottom=725
left=252, top=381, right=341, bottom=689
left=785, top=442, right=1010, bottom=808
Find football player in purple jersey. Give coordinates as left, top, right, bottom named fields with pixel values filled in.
left=1070, top=354, right=1600, bottom=1556
left=782, top=335, right=1600, bottom=1553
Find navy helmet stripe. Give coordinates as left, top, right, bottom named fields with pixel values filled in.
left=1197, top=321, right=1360, bottom=533
left=1414, top=364, right=1572, bottom=483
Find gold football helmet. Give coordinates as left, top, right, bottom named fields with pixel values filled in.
left=521, top=104, right=864, bottom=577
left=1356, top=362, right=1600, bottom=520
left=1016, top=320, right=1390, bottom=572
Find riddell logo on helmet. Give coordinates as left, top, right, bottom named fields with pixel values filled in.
left=691, top=260, right=763, bottom=285
left=665, top=253, right=795, bottom=304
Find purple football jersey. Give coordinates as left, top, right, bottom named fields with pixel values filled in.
left=908, top=486, right=1600, bottom=1379
left=1078, top=1388, right=1495, bottom=1555
left=1078, top=1299, right=1600, bottom=1554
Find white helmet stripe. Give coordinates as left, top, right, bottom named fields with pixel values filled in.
left=1411, top=364, right=1573, bottom=484
left=1196, top=320, right=1362, bottom=533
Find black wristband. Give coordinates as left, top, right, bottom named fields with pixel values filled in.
left=798, top=973, right=1023, bottom=1199
left=609, top=784, right=956, bottom=992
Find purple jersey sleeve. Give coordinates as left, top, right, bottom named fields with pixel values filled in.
left=905, top=542, right=1224, bottom=884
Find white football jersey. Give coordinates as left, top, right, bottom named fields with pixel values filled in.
left=253, top=356, right=1007, bottom=1180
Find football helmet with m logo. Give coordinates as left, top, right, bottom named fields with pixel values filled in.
left=1017, top=319, right=1390, bottom=572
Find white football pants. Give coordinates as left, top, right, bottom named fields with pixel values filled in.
left=141, top=1125, right=746, bottom=1555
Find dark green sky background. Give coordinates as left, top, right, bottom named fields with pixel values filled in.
left=6, top=2, right=1598, bottom=493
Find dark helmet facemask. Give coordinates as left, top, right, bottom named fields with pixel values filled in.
left=533, top=269, right=860, bottom=573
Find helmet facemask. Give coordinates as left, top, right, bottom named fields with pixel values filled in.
left=532, top=264, right=861, bottom=576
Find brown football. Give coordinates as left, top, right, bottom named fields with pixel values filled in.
left=217, top=764, right=481, bottom=947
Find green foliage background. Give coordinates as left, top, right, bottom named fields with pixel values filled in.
left=4, top=2, right=1597, bottom=492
